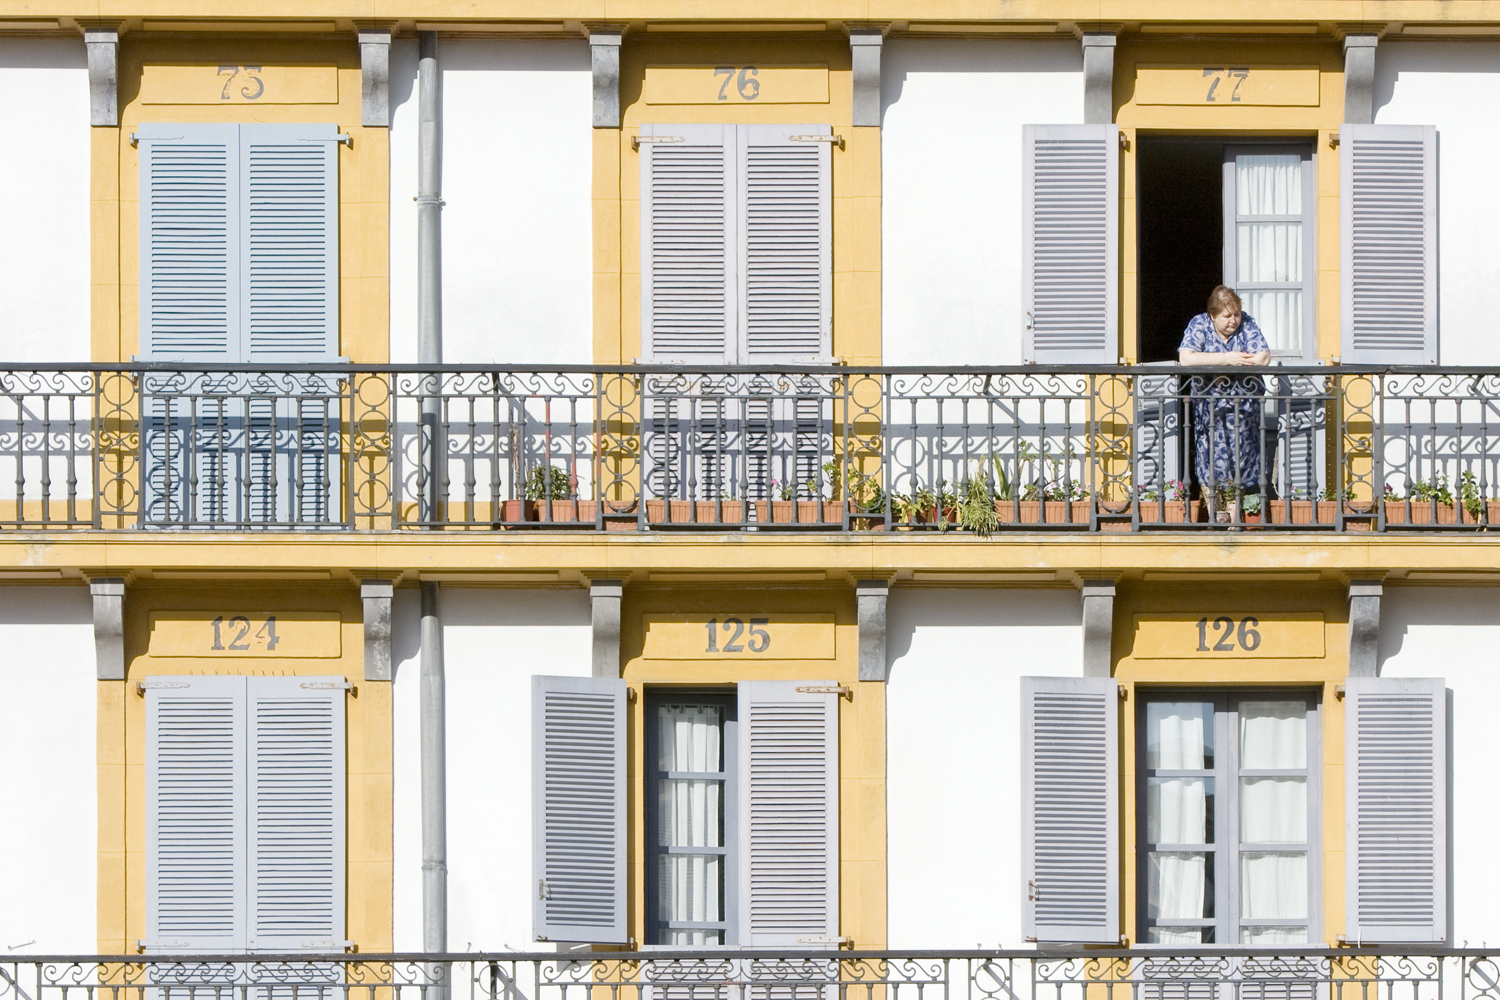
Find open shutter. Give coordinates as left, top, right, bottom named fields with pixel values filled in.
left=139, top=123, right=240, bottom=361
left=1345, top=676, right=1448, bottom=943
left=642, top=123, right=735, bottom=362
left=247, top=675, right=346, bottom=951
left=241, top=124, right=340, bottom=362
left=1340, top=124, right=1437, bottom=364
left=740, top=125, right=830, bottom=361
left=737, top=680, right=839, bottom=947
left=1021, top=676, right=1118, bottom=943
left=146, top=675, right=247, bottom=952
left=532, top=675, right=627, bottom=943
left=1023, top=125, right=1118, bottom=364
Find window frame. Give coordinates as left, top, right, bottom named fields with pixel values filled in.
left=1135, top=687, right=1323, bottom=946
left=643, top=688, right=740, bottom=946
left=1222, top=142, right=1318, bottom=362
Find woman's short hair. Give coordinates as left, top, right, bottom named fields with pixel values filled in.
left=1207, top=285, right=1243, bottom=316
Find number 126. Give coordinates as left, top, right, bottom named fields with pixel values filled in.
left=706, top=617, right=770, bottom=653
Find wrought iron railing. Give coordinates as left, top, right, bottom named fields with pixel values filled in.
left=5, top=363, right=1500, bottom=531
left=0, top=950, right=1496, bottom=1000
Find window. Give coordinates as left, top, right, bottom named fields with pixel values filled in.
left=144, top=674, right=346, bottom=953
left=137, top=122, right=341, bottom=363
left=533, top=676, right=837, bottom=947
left=646, top=693, right=737, bottom=944
left=1224, top=147, right=1315, bottom=359
left=639, top=123, right=831, bottom=363
left=1138, top=691, right=1320, bottom=945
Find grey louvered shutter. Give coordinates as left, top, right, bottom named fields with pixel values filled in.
left=1021, top=676, right=1118, bottom=943
left=1345, top=676, right=1448, bottom=943
left=139, top=123, right=240, bottom=361
left=1340, top=124, right=1437, bottom=364
left=740, top=125, right=830, bottom=361
left=241, top=124, right=340, bottom=362
left=1023, top=125, right=1118, bottom=364
left=247, top=675, right=346, bottom=951
left=146, top=675, right=248, bottom=952
left=737, top=680, right=839, bottom=946
left=642, top=123, right=735, bottom=362
left=532, top=675, right=627, bottom=943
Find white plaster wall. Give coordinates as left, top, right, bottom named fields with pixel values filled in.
left=0, top=587, right=95, bottom=952
left=393, top=587, right=592, bottom=950
left=1374, top=42, right=1500, bottom=365
left=0, top=39, right=90, bottom=363
left=881, top=40, right=1084, bottom=366
left=1379, top=587, right=1500, bottom=946
left=389, top=39, right=593, bottom=366
left=886, top=589, right=1083, bottom=948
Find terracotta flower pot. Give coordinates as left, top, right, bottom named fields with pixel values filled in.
left=753, top=500, right=844, bottom=525
left=492, top=498, right=537, bottom=527
left=646, top=499, right=748, bottom=525
left=1135, top=500, right=1195, bottom=525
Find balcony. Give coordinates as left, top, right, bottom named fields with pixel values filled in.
left=4, top=363, right=1500, bottom=533
left=0, top=950, right=1490, bottom=1000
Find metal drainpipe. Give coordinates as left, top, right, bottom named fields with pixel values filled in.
left=416, top=29, right=448, bottom=995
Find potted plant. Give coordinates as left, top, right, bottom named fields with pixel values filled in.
left=525, top=465, right=580, bottom=524
left=645, top=494, right=748, bottom=525
left=753, top=473, right=843, bottom=526
left=1240, top=491, right=1263, bottom=526
left=1134, top=480, right=1194, bottom=525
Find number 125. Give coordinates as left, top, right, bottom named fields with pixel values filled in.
left=706, top=617, right=770, bottom=653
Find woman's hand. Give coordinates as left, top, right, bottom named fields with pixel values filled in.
left=1179, top=350, right=1271, bottom=366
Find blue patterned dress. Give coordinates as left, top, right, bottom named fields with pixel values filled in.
left=1179, top=313, right=1270, bottom=492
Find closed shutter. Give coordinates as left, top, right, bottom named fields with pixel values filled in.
left=240, top=124, right=340, bottom=362
left=736, top=680, right=839, bottom=947
left=740, top=125, right=830, bottom=361
left=1345, top=676, right=1448, bottom=942
left=1022, top=125, right=1118, bottom=364
left=1340, top=124, right=1437, bottom=364
left=146, top=675, right=248, bottom=952
left=139, top=124, right=240, bottom=361
left=532, top=675, right=628, bottom=943
left=1021, top=676, right=1118, bottom=943
left=642, top=124, right=735, bottom=362
left=247, top=676, right=346, bottom=951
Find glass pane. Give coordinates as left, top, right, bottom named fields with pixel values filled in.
left=1240, top=925, right=1307, bottom=945
left=659, top=703, right=723, bottom=772
left=659, top=779, right=722, bottom=847
left=1147, top=927, right=1212, bottom=944
left=1239, top=852, right=1308, bottom=920
left=1240, top=777, right=1307, bottom=843
left=659, top=853, right=723, bottom=925
left=1147, top=852, right=1214, bottom=920
left=1146, top=702, right=1214, bottom=769
left=664, top=929, right=725, bottom=945
left=1236, top=223, right=1303, bottom=283
left=1236, top=154, right=1302, bottom=215
left=1239, top=290, right=1302, bottom=354
left=1147, top=777, right=1214, bottom=845
left=1240, top=701, right=1307, bottom=768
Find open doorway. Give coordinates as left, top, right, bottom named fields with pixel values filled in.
left=1137, top=136, right=1316, bottom=364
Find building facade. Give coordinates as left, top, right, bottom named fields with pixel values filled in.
left=1, top=2, right=1499, bottom=978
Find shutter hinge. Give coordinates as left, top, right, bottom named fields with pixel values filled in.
left=1335, top=684, right=1347, bottom=700
left=1118, top=684, right=1128, bottom=700
left=136, top=680, right=189, bottom=695
left=129, top=132, right=183, bottom=147
left=632, top=135, right=684, bottom=151
left=796, top=936, right=852, bottom=947
left=538, top=879, right=552, bottom=900
left=790, top=134, right=845, bottom=150
left=136, top=940, right=189, bottom=952
left=297, top=939, right=355, bottom=950
left=796, top=684, right=852, bottom=700
left=301, top=681, right=354, bottom=690
left=626, top=686, right=638, bottom=703
left=1118, top=131, right=1130, bottom=151
left=1027, top=880, right=1039, bottom=901
left=1329, top=131, right=1341, bottom=148
left=301, top=133, right=353, bottom=146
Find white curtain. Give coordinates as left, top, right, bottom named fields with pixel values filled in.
left=1146, top=702, right=1212, bottom=769
left=1237, top=702, right=1308, bottom=939
left=658, top=704, right=724, bottom=944
left=1236, top=154, right=1303, bottom=353
left=1145, top=704, right=1214, bottom=936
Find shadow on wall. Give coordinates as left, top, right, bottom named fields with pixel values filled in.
left=879, top=37, right=1084, bottom=126
left=1373, top=41, right=1500, bottom=118
left=885, top=588, right=1082, bottom=677
left=0, top=36, right=85, bottom=70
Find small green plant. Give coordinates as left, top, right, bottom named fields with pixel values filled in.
left=525, top=464, right=574, bottom=500
left=1461, top=470, right=1483, bottom=519
left=1410, top=476, right=1454, bottom=505
left=955, top=473, right=999, bottom=538
left=1240, top=492, right=1262, bottom=516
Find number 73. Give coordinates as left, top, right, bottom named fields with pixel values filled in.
left=1203, top=67, right=1249, bottom=103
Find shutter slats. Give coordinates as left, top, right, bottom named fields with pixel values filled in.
left=737, top=680, right=838, bottom=947
left=1340, top=124, right=1437, bottom=363
left=1023, top=127, right=1118, bottom=363
left=147, top=676, right=248, bottom=952
left=1346, top=676, right=1447, bottom=942
left=533, top=676, right=628, bottom=943
left=1021, top=676, right=1118, bottom=944
left=742, top=126, right=830, bottom=360
left=643, top=125, right=733, bottom=361
left=140, top=125, right=240, bottom=361
left=248, top=677, right=346, bottom=950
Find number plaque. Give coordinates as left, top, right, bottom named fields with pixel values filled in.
left=643, top=613, right=835, bottom=660
left=1132, top=613, right=1325, bottom=659
left=148, top=611, right=343, bottom=658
